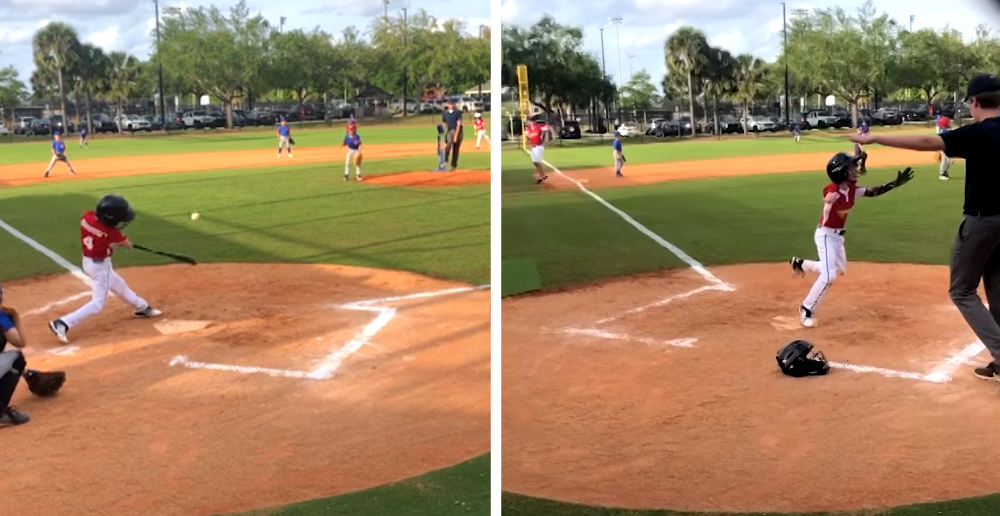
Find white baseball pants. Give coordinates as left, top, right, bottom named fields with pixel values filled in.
left=345, top=149, right=361, bottom=178
left=801, top=226, right=847, bottom=313
left=940, top=152, right=955, bottom=175
left=476, top=129, right=490, bottom=147
left=61, top=257, right=149, bottom=329
left=531, top=145, right=545, bottom=163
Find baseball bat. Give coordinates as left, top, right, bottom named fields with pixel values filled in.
left=132, top=244, right=197, bottom=265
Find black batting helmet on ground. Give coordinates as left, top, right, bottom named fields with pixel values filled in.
left=826, top=152, right=863, bottom=183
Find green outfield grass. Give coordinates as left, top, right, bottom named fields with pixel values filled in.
left=499, top=126, right=937, bottom=172
left=0, top=143, right=489, bottom=514
left=0, top=113, right=492, bottom=165
left=501, top=150, right=983, bottom=515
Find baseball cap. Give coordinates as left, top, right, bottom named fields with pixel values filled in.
left=52, top=130, right=61, bottom=136
left=614, top=131, right=621, bottom=136
left=965, top=73, right=1000, bottom=101
left=474, top=112, right=481, bottom=118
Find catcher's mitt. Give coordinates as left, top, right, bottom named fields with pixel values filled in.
left=24, top=369, right=66, bottom=397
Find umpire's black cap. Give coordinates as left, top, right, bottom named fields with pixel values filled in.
left=965, top=73, right=1000, bottom=101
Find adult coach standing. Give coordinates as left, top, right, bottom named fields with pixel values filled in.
left=442, top=101, right=464, bottom=171
left=850, top=73, right=1000, bottom=387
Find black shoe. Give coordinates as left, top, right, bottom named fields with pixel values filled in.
left=974, top=362, right=998, bottom=381
left=790, top=256, right=805, bottom=277
left=0, top=407, right=30, bottom=427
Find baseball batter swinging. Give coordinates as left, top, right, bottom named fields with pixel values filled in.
left=790, top=152, right=914, bottom=327
left=48, top=194, right=163, bottom=344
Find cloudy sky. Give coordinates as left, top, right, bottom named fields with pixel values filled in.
left=500, top=0, right=1000, bottom=89
left=0, top=0, right=490, bottom=81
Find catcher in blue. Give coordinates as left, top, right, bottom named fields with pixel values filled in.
left=0, top=284, right=67, bottom=428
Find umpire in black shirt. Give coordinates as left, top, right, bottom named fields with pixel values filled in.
left=850, top=73, right=1000, bottom=387
left=442, top=101, right=464, bottom=170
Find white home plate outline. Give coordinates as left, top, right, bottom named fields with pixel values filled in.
left=535, top=157, right=986, bottom=384
left=168, top=284, right=490, bottom=381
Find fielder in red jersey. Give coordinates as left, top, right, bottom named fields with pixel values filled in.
left=526, top=118, right=555, bottom=184
left=790, top=152, right=914, bottom=327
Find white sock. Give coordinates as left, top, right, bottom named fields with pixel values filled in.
left=802, top=259, right=821, bottom=274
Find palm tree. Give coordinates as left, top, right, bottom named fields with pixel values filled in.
left=702, top=48, right=736, bottom=136
left=733, top=53, right=767, bottom=134
left=73, top=44, right=108, bottom=134
left=665, top=27, right=708, bottom=137
left=106, top=51, right=139, bottom=130
left=32, top=22, right=81, bottom=123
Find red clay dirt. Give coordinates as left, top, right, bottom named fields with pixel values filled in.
left=1, top=263, right=489, bottom=516
left=0, top=142, right=489, bottom=188
left=366, top=169, right=491, bottom=187
left=538, top=147, right=941, bottom=189
left=503, top=262, right=1000, bottom=513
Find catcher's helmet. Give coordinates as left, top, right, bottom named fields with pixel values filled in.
left=776, top=339, right=830, bottom=377
left=826, top=152, right=862, bottom=183
left=96, top=194, right=135, bottom=229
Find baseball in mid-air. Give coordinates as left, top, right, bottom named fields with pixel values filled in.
left=191, top=212, right=200, bottom=220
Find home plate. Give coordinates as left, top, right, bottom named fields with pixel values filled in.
left=771, top=315, right=801, bottom=331
left=154, top=319, right=213, bottom=335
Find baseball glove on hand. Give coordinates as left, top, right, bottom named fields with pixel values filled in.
left=621, top=154, right=626, bottom=162
left=893, top=167, right=915, bottom=187
left=24, top=369, right=66, bottom=397
left=289, top=137, right=296, bottom=145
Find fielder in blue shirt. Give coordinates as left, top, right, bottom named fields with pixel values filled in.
left=613, top=131, right=625, bottom=178
left=43, top=131, right=78, bottom=178
left=277, top=118, right=293, bottom=158
left=342, top=127, right=363, bottom=181
left=79, top=125, right=89, bottom=148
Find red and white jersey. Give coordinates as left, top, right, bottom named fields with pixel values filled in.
left=819, top=183, right=861, bottom=229
left=79, top=210, right=126, bottom=259
left=474, top=118, right=485, bottom=131
left=526, top=122, right=548, bottom=146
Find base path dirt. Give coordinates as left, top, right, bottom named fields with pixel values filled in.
left=0, top=143, right=488, bottom=188
left=539, top=147, right=942, bottom=189
left=366, top=169, right=491, bottom=187
left=0, top=263, right=489, bottom=516
left=503, top=262, right=1000, bottom=513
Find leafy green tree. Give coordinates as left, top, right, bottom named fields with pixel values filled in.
left=665, top=26, right=708, bottom=137
left=0, top=65, right=28, bottom=127
left=620, top=70, right=658, bottom=110
left=72, top=43, right=108, bottom=133
left=732, top=53, right=768, bottom=133
left=32, top=22, right=81, bottom=120
left=106, top=51, right=140, bottom=122
left=702, top=47, right=735, bottom=134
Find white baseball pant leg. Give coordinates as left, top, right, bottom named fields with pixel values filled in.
left=345, top=149, right=359, bottom=177
left=940, top=152, right=954, bottom=175
left=801, top=227, right=847, bottom=313
left=476, top=129, right=490, bottom=147
left=61, top=258, right=149, bottom=328
left=531, top=145, right=545, bottom=164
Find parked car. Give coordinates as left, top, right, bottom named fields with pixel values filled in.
left=616, top=121, right=641, bottom=137
left=657, top=120, right=682, bottom=137
left=0, top=121, right=9, bottom=135
left=804, top=109, right=839, bottom=129
left=871, top=108, right=902, bottom=126
left=459, top=96, right=484, bottom=113
left=115, top=114, right=152, bottom=132
left=142, top=115, right=165, bottom=131
left=88, top=114, right=115, bottom=133
left=677, top=117, right=699, bottom=135
left=559, top=120, right=581, bottom=139
left=46, top=115, right=74, bottom=133
left=247, top=110, right=276, bottom=126
left=29, top=118, right=52, bottom=136
left=745, top=115, right=777, bottom=132
left=181, top=110, right=216, bottom=129
left=767, top=116, right=787, bottom=131
left=15, top=117, right=35, bottom=135
left=271, top=110, right=291, bottom=122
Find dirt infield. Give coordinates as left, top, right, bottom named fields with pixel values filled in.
left=503, top=262, right=1000, bottom=513
left=0, top=142, right=489, bottom=188
left=538, top=147, right=940, bottom=189
left=366, top=169, right=491, bottom=187
left=2, top=263, right=489, bottom=516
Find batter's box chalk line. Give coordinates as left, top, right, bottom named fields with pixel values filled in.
left=168, top=284, right=489, bottom=381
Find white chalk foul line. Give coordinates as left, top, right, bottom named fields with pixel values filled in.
left=595, top=283, right=731, bottom=325
left=828, top=361, right=945, bottom=383
left=563, top=327, right=698, bottom=348
left=923, top=340, right=987, bottom=383
left=25, top=292, right=91, bottom=316
left=338, top=284, right=490, bottom=308
left=309, top=306, right=397, bottom=379
left=0, top=218, right=91, bottom=286
left=534, top=155, right=731, bottom=289
left=168, top=356, right=316, bottom=379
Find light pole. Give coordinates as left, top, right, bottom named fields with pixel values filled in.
left=280, top=16, right=286, bottom=33
left=609, top=17, right=623, bottom=89
left=402, top=7, right=408, bottom=117
left=384, top=0, right=391, bottom=21
left=782, top=2, right=790, bottom=126
left=599, top=28, right=607, bottom=76
left=626, top=54, right=636, bottom=77
left=154, top=0, right=166, bottom=129
left=909, top=15, right=915, bottom=31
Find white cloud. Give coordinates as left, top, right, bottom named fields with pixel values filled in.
left=0, top=28, right=33, bottom=45
left=86, top=27, right=120, bottom=49
left=500, top=0, right=519, bottom=23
